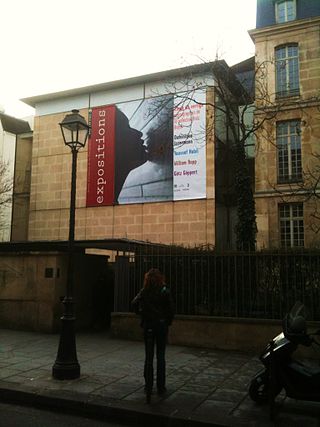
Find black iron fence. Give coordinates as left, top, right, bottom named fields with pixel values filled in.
left=114, top=244, right=320, bottom=321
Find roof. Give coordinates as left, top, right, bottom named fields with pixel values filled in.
left=211, top=60, right=253, bottom=103
left=231, top=57, right=255, bottom=99
left=21, top=61, right=226, bottom=108
left=0, top=113, right=31, bottom=135
left=0, top=238, right=210, bottom=256
left=20, top=59, right=254, bottom=115
left=231, top=57, right=255, bottom=74
left=0, top=238, right=176, bottom=254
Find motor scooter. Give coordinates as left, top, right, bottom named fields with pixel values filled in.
left=249, top=302, right=320, bottom=407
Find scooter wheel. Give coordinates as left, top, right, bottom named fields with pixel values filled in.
left=249, top=373, right=269, bottom=404
left=249, top=372, right=281, bottom=404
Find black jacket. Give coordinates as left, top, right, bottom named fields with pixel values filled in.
left=132, top=286, right=174, bottom=325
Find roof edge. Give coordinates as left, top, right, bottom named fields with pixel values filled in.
left=21, top=61, right=226, bottom=108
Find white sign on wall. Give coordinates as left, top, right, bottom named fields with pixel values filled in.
left=173, top=90, right=206, bottom=200
left=87, top=89, right=207, bottom=205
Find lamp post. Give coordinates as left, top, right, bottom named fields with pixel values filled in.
left=52, top=109, right=90, bottom=380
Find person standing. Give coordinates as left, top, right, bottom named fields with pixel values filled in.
left=132, top=268, right=174, bottom=395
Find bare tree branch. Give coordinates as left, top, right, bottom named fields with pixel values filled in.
left=0, top=161, right=13, bottom=230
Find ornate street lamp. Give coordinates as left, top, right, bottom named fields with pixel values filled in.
left=52, top=110, right=90, bottom=380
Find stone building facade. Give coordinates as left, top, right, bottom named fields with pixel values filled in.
left=28, top=112, right=214, bottom=247
left=2, top=0, right=320, bottom=334
left=0, top=62, right=246, bottom=332
left=22, top=64, right=234, bottom=249
left=250, top=0, right=320, bottom=249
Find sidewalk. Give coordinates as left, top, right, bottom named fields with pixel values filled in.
left=0, top=329, right=319, bottom=426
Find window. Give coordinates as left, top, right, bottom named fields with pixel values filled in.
left=45, top=268, right=54, bottom=278
left=275, top=45, right=299, bottom=97
left=277, top=120, right=302, bottom=183
left=275, top=0, right=296, bottom=23
left=279, top=203, right=304, bottom=248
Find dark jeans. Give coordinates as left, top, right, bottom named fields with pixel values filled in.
left=143, top=319, right=168, bottom=390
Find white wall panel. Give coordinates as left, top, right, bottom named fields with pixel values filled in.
left=145, top=73, right=215, bottom=98
left=90, top=84, right=144, bottom=107
left=35, top=94, right=90, bottom=116
left=34, top=73, right=215, bottom=116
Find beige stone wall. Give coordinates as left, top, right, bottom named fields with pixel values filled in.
left=28, top=99, right=216, bottom=247
left=251, top=17, right=320, bottom=249
left=111, top=312, right=319, bottom=358
left=255, top=195, right=320, bottom=249
left=255, top=107, right=320, bottom=248
left=253, top=18, right=320, bottom=103
left=0, top=252, right=109, bottom=332
left=255, top=107, right=320, bottom=192
left=0, top=253, right=65, bottom=331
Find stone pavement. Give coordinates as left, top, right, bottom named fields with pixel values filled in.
left=0, top=329, right=319, bottom=426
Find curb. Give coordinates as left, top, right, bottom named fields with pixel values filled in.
left=0, top=384, right=232, bottom=427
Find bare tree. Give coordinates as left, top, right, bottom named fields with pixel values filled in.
left=149, top=59, right=283, bottom=250
left=303, top=152, right=320, bottom=233
left=273, top=148, right=320, bottom=235
left=0, top=161, right=13, bottom=232
left=263, top=88, right=320, bottom=236
left=150, top=57, right=320, bottom=249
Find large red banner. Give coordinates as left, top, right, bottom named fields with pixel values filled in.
left=86, top=105, right=116, bottom=206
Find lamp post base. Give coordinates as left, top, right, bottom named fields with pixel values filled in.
left=52, top=361, right=80, bottom=380
left=52, top=362, right=80, bottom=380
left=52, top=297, right=80, bottom=380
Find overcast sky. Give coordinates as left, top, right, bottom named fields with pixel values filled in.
left=1, top=0, right=256, bottom=118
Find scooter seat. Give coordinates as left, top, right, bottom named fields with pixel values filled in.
left=291, top=360, right=320, bottom=376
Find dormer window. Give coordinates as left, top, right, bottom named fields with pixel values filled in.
left=275, top=0, right=297, bottom=23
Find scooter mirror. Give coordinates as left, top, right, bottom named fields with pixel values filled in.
left=290, top=315, right=306, bottom=334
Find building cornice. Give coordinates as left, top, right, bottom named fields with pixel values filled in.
left=249, top=16, right=320, bottom=42
left=254, top=97, right=320, bottom=116
left=255, top=188, right=320, bottom=198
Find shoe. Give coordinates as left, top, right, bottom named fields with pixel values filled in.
left=157, top=386, right=167, bottom=395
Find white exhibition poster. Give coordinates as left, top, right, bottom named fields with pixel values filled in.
left=173, top=90, right=206, bottom=200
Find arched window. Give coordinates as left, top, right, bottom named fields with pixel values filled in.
left=275, top=44, right=299, bottom=97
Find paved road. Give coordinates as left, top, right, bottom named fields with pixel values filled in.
left=0, top=402, right=129, bottom=427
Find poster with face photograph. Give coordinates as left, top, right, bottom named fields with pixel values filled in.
left=86, top=90, right=206, bottom=207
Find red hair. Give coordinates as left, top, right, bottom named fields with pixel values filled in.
left=143, top=268, right=164, bottom=289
